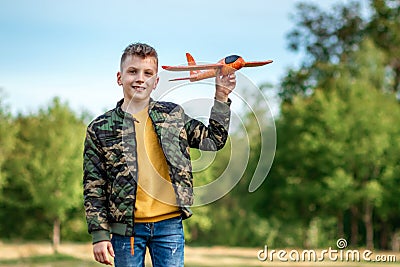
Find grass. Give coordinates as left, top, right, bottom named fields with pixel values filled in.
left=0, top=253, right=100, bottom=267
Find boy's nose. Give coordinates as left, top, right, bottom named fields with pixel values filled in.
left=136, top=71, right=145, bottom=82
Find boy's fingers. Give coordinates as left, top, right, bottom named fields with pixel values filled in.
left=93, top=241, right=113, bottom=265
left=96, top=251, right=107, bottom=264
left=108, top=242, right=115, bottom=258
left=101, top=254, right=112, bottom=265
left=215, top=68, right=222, bottom=81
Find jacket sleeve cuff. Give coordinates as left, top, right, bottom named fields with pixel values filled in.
left=92, top=230, right=111, bottom=244
left=213, top=98, right=232, bottom=113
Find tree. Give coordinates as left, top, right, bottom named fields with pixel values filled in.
left=0, top=91, right=17, bottom=191
left=281, top=1, right=366, bottom=102
left=4, top=98, right=86, bottom=252
left=256, top=39, right=400, bottom=249
left=281, top=0, right=400, bottom=102
left=368, top=0, right=400, bottom=92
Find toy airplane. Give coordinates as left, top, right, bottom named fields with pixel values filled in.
left=162, top=53, right=273, bottom=82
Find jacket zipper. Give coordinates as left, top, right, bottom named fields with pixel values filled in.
left=131, top=116, right=139, bottom=236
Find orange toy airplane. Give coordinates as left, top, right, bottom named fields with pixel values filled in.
left=162, top=53, right=273, bottom=82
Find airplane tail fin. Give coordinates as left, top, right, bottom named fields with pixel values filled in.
left=186, top=53, right=201, bottom=76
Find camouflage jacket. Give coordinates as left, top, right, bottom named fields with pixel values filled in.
left=83, top=98, right=231, bottom=243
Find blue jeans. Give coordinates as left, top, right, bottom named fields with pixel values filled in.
left=111, top=216, right=184, bottom=267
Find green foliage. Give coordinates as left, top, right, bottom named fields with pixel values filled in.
left=368, top=0, right=400, bottom=91
left=287, top=1, right=366, bottom=65
left=270, top=1, right=400, bottom=247
left=0, top=92, right=18, bottom=191
left=1, top=97, right=87, bottom=243
left=260, top=37, right=400, bottom=248
left=282, top=0, right=400, bottom=102
left=184, top=137, right=272, bottom=247
left=19, top=97, right=85, bottom=222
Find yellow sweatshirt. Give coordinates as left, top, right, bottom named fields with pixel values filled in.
left=133, top=106, right=181, bottom=223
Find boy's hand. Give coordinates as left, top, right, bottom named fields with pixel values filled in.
left=215, top=69, right=236, bottom=102
left=93, top=241, right=115, bottom=265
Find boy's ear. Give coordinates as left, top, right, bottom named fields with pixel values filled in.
left=117, top=72, right=122, bottom=86
left=153, top=76, right=160, bottom=90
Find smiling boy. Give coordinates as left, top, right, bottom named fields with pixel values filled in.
left=83, top=43, right=236, bottom=266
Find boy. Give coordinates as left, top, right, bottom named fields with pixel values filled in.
left=83, top=43, right=236, bottom=266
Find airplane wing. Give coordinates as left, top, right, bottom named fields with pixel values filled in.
left=162, top=63, right=223, bottom=71
left=243, top=60, right=273, bottom=67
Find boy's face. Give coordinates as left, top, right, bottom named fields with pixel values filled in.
left=117, top=55, right=159, bottom=103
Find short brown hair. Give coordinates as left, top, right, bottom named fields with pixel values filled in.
left=120, top=43, right=158, bottom=70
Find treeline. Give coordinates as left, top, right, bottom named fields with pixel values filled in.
left=269, top=0, right=400, bottom=250
left=185, top=0, right=400, bottom=251
left=0, top=0, right=399, bottom=252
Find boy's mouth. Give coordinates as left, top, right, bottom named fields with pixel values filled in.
left=132, top=86, right=146, bottom=92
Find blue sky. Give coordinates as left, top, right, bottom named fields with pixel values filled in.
left=0, top=0, right=353, bottom=117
